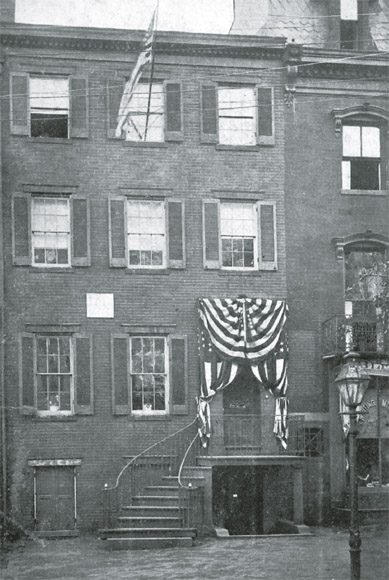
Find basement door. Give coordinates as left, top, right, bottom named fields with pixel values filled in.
left=223, top=364, right=261, bottom=453
left=35, top=467, right=76, bottom=533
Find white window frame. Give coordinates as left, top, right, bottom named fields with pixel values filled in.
left=342, top=124, right=381, bottom=191
left=126, top=199, right=167, bottom=269
left=218, top=86, right=257, bottom=147
left=35, top=335, right=74, bottom=417
left=124, top=82, right=165, bottom=143
left=29, top=76, right=70, bottom=139
left=220, top=201, right=258, bottom=271
left=31, top=196, right=71, bottom=268
left=129, top=336, right=169, bottom=415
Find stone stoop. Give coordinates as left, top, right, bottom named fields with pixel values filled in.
left=99, top=479, right=198, bottom=550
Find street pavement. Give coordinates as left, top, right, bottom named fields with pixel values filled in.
left=2, top=526, right=388, bottom=580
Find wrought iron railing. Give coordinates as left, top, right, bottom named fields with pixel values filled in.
left=322, top=314, right=387, bottom=358
left=103, top=418, right=199, bottom=529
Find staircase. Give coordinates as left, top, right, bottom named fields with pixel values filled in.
left=100, top=472, right=200, bottom=550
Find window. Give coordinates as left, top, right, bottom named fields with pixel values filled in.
left=109, top=197, right=185, bottom=269
left=10, top=73, right=88, bottom=138
left=108, top=79, right=183, bottom=142
left=130, top=336, right=168, bottom=414
left=19, top=333, right=93, bottom=416
left=220, top=202, right=256, bottom=268
left=36, top=336, right=73, bottom=415
left=342, top=125, right=381, bottom=190
left=31, top=197, right=70, bottom=266
left=296, top=427, right=324, bottom=457
left=13, top=194, right=90, bottom=267
left=30, top=77, right=69, bottom=138
left=111, top=333, right=188, bottom=416
left=202, top=199, right=277, bottom=271
left=201, top=84, right=274, bottom=146
left=218, top=87, right=256, bottom=146
left=127, top=200, right=165, bottom=267
left=340, top=0, right=358, bottom=49
left=124, top=83, right=164, bottom=142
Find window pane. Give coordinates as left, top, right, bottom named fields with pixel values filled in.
left=127, top=201, right=165, bottom=267
left=362, top=127, right=380, bottom=158
left=131, top=338, right=143, bottom=373
left=221, top=203, right=256, bottom=236
left=37, top=376, right=48, bottom=410
left=30, top=77, right=69, bottom=111
left=342, top=160, right=351, bottom=189
left=343, top=125, right=360, bottom=157
left=350, top=159, right=380, bottom=190
left=218, top=87, right=255, bottom=118
left=32, top=198, right=70, bottom=265
left=124, top=83, right=164, bottom=142
left=219, top=117, right=256, bottom=146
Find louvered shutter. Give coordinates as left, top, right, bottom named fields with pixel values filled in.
left=19, top=333, right=35, bottom=415
left=69, top=76, right=89, bottom=138
left=74, top=334, right=94, bottom=415
left=107, top=77, right=124, bottom=138
left=71, top=197, right=90, bottom=266
left=257, top=87, right=274, bottom=145
left=12, top=194, right=30, bottom=265
left=111, top=335, right=129, bottom=415
left=165, top=81, right=183, bottom=141
left=202, top=199, right=220, bottom=269
left=258, top=201, right=277, bottom=270
left=109, top=198, right=127, bottom=267
left=167, top=199, right=185, bottom=268
left=201, top=84, right=218, bottom=143
left=10, top=73, right=29, bottom=135
left=170, top=335, right=188, bottom=414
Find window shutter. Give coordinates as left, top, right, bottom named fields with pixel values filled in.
left=201, top=84, right=218, bottom=143
left=258, top=201, right=277, bottom=270
left=111, top=335, right=129, bottom=415
left=165, top=81, right=183, bottom=141
left=202, top=199, right=220, bottom=269
left=167, top=199, right=185, bottom=269
left=107, top=78, right=124, bottom=138
left=74, top=334, right=94, bottom=415
left=71, top=197, right=90, bottom=266
left=10, top=73, right=29, bottom=135
left=109, top=198, right=127, bottom=267
left=12, top=194, right=30, bottom=265
left=19, top=333, right=35, bottom=415
left=170, top=335, right=188, bottom=415
left=69, top=76, right=89, bottom=138
left=257, top=87, right=274, bottom=145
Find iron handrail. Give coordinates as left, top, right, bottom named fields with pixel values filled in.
left=104, top=417, right=198, bottom=491
left=177, top=431, right=200, bottom=489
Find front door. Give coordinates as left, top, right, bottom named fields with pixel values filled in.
left=36, top=467, right=75, bottom=532
left=223, top=364, right=261, bottom=453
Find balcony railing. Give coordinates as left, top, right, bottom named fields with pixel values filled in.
left=322, top=315, right=387, bottom=358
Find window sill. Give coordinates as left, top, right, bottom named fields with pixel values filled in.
left=27, top=137, right=72, bottom=145
left=29, top=267, right=75, bottom=274
left=32, top=415, right=78, bottom=422
left=341, top=189, right=387, bottom=196
left=218, top=270, right=262, bottom=277
left=215, top=144, right=261, bottom=152
left=122, top=141, right=168, bottom=149
left=126, top=269, right=171, bottom=275
left=129, top=414, right=172, bottom=421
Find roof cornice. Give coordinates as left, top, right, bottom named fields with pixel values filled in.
left=0, top=23, right=285, bottom=60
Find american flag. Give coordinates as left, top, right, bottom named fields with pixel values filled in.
left=115, top=8, right=157, bottom=138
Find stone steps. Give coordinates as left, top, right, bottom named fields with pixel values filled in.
left=103, top=537, right=193, bottom=550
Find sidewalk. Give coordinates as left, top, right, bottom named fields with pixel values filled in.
left=2, top=526, right=388, bottom=580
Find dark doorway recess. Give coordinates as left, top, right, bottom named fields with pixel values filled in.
left=213, top=466, right=264, bottom=535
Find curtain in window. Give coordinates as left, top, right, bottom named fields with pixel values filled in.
left=197, top=298, right=289, bottom=448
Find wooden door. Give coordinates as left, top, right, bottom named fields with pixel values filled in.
left=223, top=364, right=261, bottom=452
left=36, top=467, right=75, bottom=531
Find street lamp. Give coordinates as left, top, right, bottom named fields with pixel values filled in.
left=335, top=351, right=371, bottom=580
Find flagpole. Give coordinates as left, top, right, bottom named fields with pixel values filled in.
left=144, top=1, right=159, bottom=141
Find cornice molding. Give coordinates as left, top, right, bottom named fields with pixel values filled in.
left=301, top=62, right=388, bottom=81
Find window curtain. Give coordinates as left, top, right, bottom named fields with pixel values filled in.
left=197, top=298, right=289, bottom=448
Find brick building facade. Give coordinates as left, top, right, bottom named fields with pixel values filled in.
left=1, top=0, right=388, bottom=545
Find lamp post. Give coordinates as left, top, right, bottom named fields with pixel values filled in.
left=335, top=351, right=371, bottom=580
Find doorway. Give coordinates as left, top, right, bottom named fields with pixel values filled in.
left=213, top=466, right=264, bottom=534
left=35, top=467, right=76, bottom=532
left=223, top=364, right=261, bottom=453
